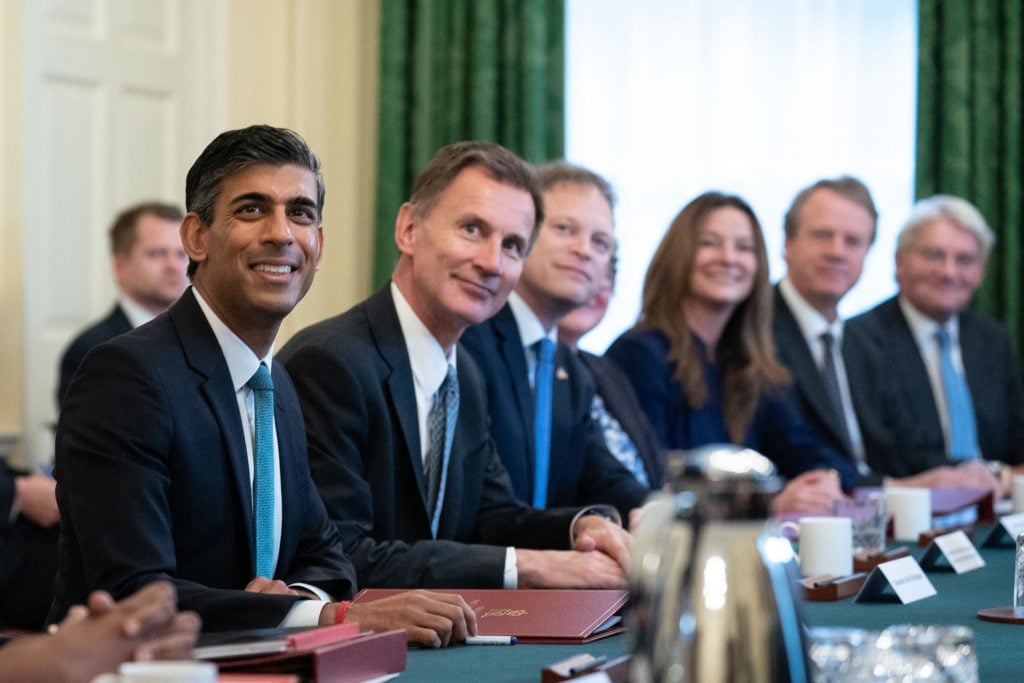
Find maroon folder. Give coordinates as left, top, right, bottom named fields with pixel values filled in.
left=214, top=629, right=406, bottom=683
left=352, top=589, right=628, bottom=644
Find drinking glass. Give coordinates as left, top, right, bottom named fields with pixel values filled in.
left=833, top=492, right=887, bottom=554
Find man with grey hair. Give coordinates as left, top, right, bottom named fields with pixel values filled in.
left=848, top=195, right=1024, bottom=486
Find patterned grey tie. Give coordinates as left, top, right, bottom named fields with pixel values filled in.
left=424, top=364, right=459, bottom=537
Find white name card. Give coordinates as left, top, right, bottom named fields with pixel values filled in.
left=855, top=556, right=937, bottom=604
left=982, top=512, right=1024, bottom=547
left=920, top=531, right=986, bottom=574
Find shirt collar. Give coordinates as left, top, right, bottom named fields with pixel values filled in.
left=778, top=277, right=844, bottom=342
left=507, top=292, right=556, bottom=349
left=193, top=288, right=271, bottom=392
left=390, top=281, right=455, bottom=396
left=118, top=294, right=162, bottom=329
left=898, top=295, right=960, bottom=346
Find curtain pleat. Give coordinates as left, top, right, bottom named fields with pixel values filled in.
left=916, top=0, right=1024, bottom=348
left=372, top=0, right=565, bottom=288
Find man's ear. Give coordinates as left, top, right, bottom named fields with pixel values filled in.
left=180, top=213, right=208, bottom=269
left=394, top=202, right=418, bottom=257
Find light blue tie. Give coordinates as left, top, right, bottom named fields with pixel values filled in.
left=247, top=363, right=275, bottom=577
left=936, top=327, right=978, bottom=460
left=532, top=339, right=556, bottom=509
left=424, top=364, right=459, bottom=537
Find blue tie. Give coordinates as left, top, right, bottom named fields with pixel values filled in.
left=247, top=363, right=275, bottom=577
left=424, top=364, right=459, bottom=537
left=532, top=339, right=556, bottom=509
left=936, top=327, right=978, bottom=460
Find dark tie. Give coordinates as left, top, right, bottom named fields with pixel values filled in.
left=819, top=332, right=851, bottom=446
left=246, top=363, right=275, bottom=578
left=936, top=327, right=978, bottom=460
left=424, top=364, right=459, bottom=537
left=532, top=339, right=556, bottom=509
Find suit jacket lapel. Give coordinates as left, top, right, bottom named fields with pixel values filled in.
left=365, top=288, right=430, bottom=512
left=884, top=298, right=943, bottom=429
left=774, top=289, right=853, bottom=454
left=273, top=369, right=301, bottom=571
left=492, top=305, right=536, bottom=459
left=171, top=289, right=256, bottom=562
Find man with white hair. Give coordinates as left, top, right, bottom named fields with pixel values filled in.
left=848, top=195, right=1024, bottom=483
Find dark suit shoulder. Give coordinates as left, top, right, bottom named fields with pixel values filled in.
left=58, top=305, right=134, bottom=406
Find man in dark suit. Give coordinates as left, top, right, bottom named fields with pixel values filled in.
left=57, top=202, right=188, bottom=407
left=848, top=195, right=1024, bottom=489
left=53, top=125, right=475, bottom=646
left=774, top=179, right=1000, bottom=499
left=461, top=162, right=648, bottom=517
left=558, top=258, right=663, bottom=489
left=279, top=142, right=630, bottom=591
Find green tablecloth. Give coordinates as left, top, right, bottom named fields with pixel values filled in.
left=801, top=535, right=1020, bottom=681
left=401, top=532, right=1021, bottom=681
left=403, top=635, right=628, bottom=682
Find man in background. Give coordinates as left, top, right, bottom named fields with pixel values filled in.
left=461, top=162, right=649, bottom=519
left=280, top=142, right=630, bottom=591
left=848, top=194, right=1024, bottom=491
left=57, top=202, right=188, bottom=406
left=557, top=257, right=664, bottom=489
left=774, top=179, right=1001, bottom=501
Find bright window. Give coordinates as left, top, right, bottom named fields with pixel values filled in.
left=566, top=0, right=918, bottom=352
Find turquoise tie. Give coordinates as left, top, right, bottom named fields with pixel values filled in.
left=247, top=363, right=275, bottom=577
left=424, top=364, right=459, bottom=537
left=936, top=328, right=978, bottom=460
left=532, top=339, right=556, bottom=509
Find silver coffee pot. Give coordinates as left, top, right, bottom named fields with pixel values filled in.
left=628, top=444, right=810, bottom=682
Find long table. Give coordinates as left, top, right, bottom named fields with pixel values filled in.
left=401, top=530, right=1021, bottom=681
left=801, top=533, right=1020, bottom=681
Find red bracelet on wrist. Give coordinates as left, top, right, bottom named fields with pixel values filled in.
left=334, top=600, right=350, bottom=625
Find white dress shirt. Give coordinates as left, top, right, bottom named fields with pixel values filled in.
left=193, top=289, right=327, bottom=626
left=391, top=282, right=518, bottom=587
left=778, top=278, right=867, bottom=474
left=119, top=294, right=162, bottom=329
left=507, top=292, right=558, bottom=389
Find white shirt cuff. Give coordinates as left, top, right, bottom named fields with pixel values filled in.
left=277, top=583, right=333, bottom=627
left=279, top=598, right=329, bottom=627
left=503, top=547, right=518, bottom=589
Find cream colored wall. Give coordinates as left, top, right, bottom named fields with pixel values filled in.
left=226, top=0, right=380, bottom=343
left=1, top=1, right=24, bottom=439
left=0, top=0, right=379, bottom=445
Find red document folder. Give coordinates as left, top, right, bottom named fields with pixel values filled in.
left=214, top=629, right=407, bottom=683
left=352, top=589, right=629, bottom=644
left=195, top=622, right=361, bottom=660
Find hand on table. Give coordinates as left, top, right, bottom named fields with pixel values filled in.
left=771, top=469, right=844, bottom=515
left=334, top=590, right=476, bottom=648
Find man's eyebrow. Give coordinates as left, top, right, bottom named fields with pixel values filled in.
left=227, top=192, right=318, bottom=208
left=228, top=191, right=272, bottom=205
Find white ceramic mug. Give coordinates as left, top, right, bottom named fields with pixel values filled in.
left=780, top=516, right=853, bottom=578
left=885, top=487, right=932, bottom=541
left=1012, top=475, right=1024, bottom=513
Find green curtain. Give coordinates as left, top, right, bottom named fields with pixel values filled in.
left=373, top=0, right=566, bottom=288
left=916, top=0, right=1024, bottom=347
